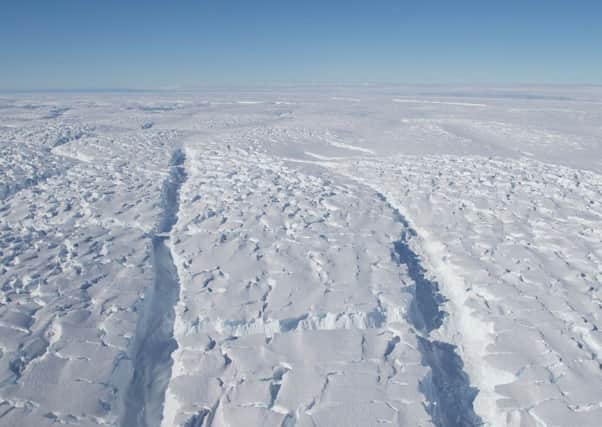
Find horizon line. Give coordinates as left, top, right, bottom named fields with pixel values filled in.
left=2, top=82, right=602, bottom=94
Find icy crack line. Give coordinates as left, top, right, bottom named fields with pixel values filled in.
left=121, top=149, right=186, bottom=427
left=319, top=161, right=486, bottom=426
left=384, top=191, right=484, bottom=427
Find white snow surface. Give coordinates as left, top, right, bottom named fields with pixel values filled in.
left=1, top=86, right=602, bottom=427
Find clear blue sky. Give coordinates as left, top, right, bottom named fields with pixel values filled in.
left=1, top=0, right=601, bottom=90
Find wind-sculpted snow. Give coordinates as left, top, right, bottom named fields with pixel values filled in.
left=1, top=87, right=602, bottom=426
left=0, top=125, right=76, bottom=200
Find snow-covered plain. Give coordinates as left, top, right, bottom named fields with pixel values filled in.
left=1, top=86, right=601, bottom=426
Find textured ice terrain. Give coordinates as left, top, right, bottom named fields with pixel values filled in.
left=1, top=86, right=601, bottom=426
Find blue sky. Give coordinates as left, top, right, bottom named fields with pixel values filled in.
left=1, top=0, right=601, bottom=89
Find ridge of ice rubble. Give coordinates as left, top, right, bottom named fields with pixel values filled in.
left=1, top=86, right=602, bottom=427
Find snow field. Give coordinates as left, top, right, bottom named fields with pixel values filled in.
left=1, top=87, right=602, bottom=426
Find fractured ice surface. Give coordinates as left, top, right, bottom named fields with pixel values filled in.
left=1, top=86, right=602, bottom=426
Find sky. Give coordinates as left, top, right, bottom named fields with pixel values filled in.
left=1, top=0, right=601, bottom=90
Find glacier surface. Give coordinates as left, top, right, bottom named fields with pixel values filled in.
left=1, top=86, right=601, bottom=426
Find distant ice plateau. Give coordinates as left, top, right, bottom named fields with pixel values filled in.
left=1, top=86, right=601, bottom=427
